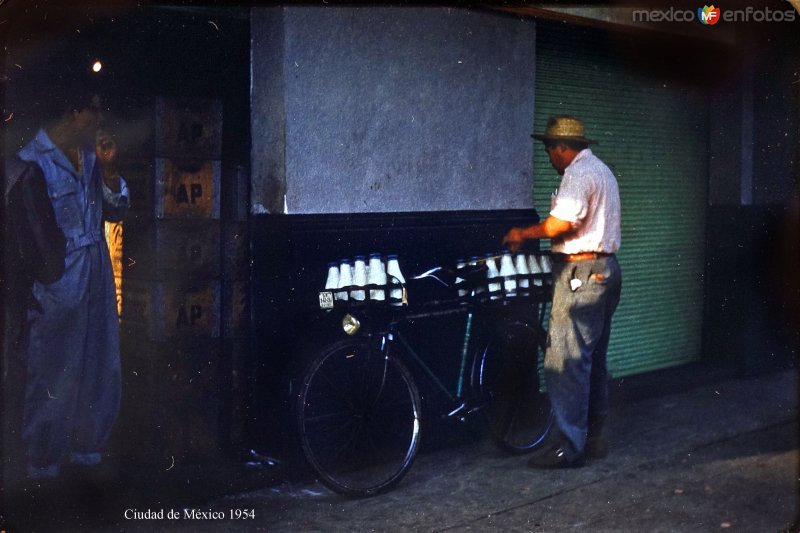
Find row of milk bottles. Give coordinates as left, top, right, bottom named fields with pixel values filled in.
left=456, top=251, right=551, bottom=299
left=324, top=254, right=405, bottom=305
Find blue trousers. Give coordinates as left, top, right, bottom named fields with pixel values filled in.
left=544, top=255, right=621, bottom=454
left=22, top=241, right=121, bottom=478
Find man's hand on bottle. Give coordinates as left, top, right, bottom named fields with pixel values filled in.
left=502, top=227, right=526, bottom=253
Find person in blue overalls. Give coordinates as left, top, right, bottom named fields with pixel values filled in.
left=16, top=87, right=129, bottom=481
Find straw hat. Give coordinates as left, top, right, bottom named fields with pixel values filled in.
left=532, top=115, right=597, bottom=144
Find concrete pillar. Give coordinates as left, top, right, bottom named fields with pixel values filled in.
left=250, top=7, right=537, bottom=214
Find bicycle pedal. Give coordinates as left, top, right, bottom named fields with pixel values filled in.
left=445, top=403, right=467, bottom=418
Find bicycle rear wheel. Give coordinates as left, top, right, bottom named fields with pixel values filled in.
left=476, top=320, right=553, bottom=453
left=297, top=338, right=422, bottom=497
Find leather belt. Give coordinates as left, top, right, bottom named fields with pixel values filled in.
left=559, top=252, right=614, bottom=263
left=66, top=229, right=105, bottom=252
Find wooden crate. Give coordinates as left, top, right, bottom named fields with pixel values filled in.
left=155, top=96, right=223, bottom=160
left=123, top=218, right=221, bottom=281
left=155, top=158, right=221, bottom=219
left=117, top=337, right=224, bottom=462
left=157, top=339, right=222, bottom=462
left=115, top=343, right=164, bottom=462
left=121, top=278, right=221, bottom=341
left=114, top=96, right=223, bottom=216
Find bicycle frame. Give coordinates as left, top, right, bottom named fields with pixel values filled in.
left=379, top=299, right=548, bottom=421
left=298, top=256, right=554, bottom=496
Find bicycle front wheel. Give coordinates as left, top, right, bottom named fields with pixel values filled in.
left=297, top=338, right=422, bottom=497
left=476, top=320, right=553, bottom=453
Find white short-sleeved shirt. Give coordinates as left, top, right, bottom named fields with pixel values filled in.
left=549, top=148, right=621, bottom=255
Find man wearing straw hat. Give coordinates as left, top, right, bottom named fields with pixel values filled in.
left=503, top=115, right=622, bottom=468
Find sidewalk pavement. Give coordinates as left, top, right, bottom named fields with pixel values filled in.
left=4, top=365, right=799, bottom=532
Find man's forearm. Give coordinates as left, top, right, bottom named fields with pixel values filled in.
left=503, top=215, right=574, bottom=252
left=524, top=215, right=574, bottom=239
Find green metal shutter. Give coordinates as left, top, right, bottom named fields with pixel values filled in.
left=533, top=22, right=709, bottom=377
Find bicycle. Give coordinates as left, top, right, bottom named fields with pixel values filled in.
left=296, top=254, right=555, bottom=497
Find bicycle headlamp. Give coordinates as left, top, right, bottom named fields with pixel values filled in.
left=342, top=313, right=361, bottom=335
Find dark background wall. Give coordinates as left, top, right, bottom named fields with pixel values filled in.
left=751, top=33, right=798, bottom=206
left=703, top=22, right=799, bottom=373
left=707, top=29, right=798, bottom=208
left=251, top=7, right=537, bottom=214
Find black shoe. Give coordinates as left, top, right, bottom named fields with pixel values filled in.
left=527, top=444, right=586, bottom=469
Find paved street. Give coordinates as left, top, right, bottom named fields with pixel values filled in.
left=4, top=367, right=797, bottom=532
left=200, top=369, right=798, bottom=532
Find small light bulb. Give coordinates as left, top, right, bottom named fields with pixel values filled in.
left=92, top=61, right=102, bottom=73
left=341, top=314, right=361, bottom=336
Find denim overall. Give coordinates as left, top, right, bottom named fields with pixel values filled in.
left=18, top=129, right=127, bottom=478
